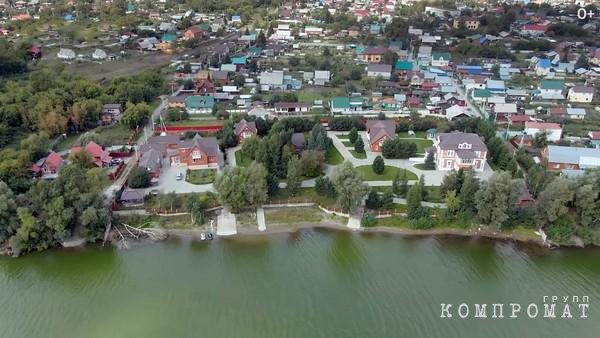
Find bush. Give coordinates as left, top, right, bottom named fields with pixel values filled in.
left=128, top=168, right=150, bottom=188
left=409, top=215, right=435, bottom=230
left=361, top=212, right=378, bottom=227
left=372, top=156, right=385, bottom=175
left=348, top=127, right=358, bottom=144
left=329, top=116, right=364, bottom=131
left=315, top=176, right=336, bottom=198
left=300, top=150, right=325, bottom=177
left=354, top=137, right=364, bottom=153
left=545, top=215, right=576, bottom=244
left=365, top=190, right=382, bottom=209
left=381, top=138, right=417, bottom=159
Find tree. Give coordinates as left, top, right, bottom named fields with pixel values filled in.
left=69, top=150, right=94, bottom=169
left=423, top=150, right=435, bottom=170
left=575, top=54, right=589, bottom=69
left=406, top=181, right=423, bottom=219
left=0, top=181, right=18, bottom=242
left=300, top=150, right=324, bottom=177
left=381, top=191, right=394, bottom=209
left=381, top=138, right=417, bottom=159
left=445, top=190, right=461, bottom=215
left=241, top=136, right=260, bottom=160
left=365, top=190, right=382, bottom=209
left=383, top=50, right=398, bottom=65
left=348, top=127, right=358, bottom=144
left=286, top=156, right=302, bottom=196
left=474, top=172, right=522, bottom=228
left=183, top=62, right=192, bottom=74
left=288, top=56, right=300, bottom=67
left=331, top=162, right=369, bottom=213
left=185, top=194, right=209, bottom=225
left=458, top=170, right=480, bottom=214
left=256, top=31, right=267, bottom=48
left=128, top=168, right=150, bottom=188
left=219, top=122, right=237, bottom=148
left=315, top=176, right=336, bottom=198
left=372, top=156, right=385, bottom=175
left=121, top=102, right=151, bottom=129
left=418, top=174, right=426, bottom=201
left=233, top=74, right=245, bottom=87
left=536, top=177, right=573, bottom=225
left=322, top=47, right=330, bottom=57
left=533, top=131, right=548, bottom=148
left=354, top=137, right=364, bottom=153
left=392, top=170, right=408, bottom=197
left=305, top=124, right=331, bottom=152
left=361, top=212, right=377, bottom=227
left=574, top=176, right=600, bottom=228
left=214, top=162, right=268, bottom=212
left=243, top=162, right=269, bottom=209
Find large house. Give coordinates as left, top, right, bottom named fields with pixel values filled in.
left=234, top=119, right=257, bottom=144
left=140, top=134, right=222, bottom=171
left=184, top=95, right=215, bottom=114
left=568, top=86, right=594, bottom=103
left=361, top=47, right=387, bottom=63
left=70, top=141, right=112, bottom=168
left=366, top=120, right=396, bottom=152
left=330, top=96, right=364, bottom=114
left=273, top=102, right=312, bottom=116
left=31, top=151, right=64, bottom=178
left=367, top=64, right=392, bottom=79
left=433, top=132, right=488, bottom=172
left=524, top=122, right=562, bottom=142
left=543, top=145, right=600, bottom=171
left=537, top=80, right=565, bottom=100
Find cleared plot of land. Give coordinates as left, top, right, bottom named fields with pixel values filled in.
left=95, top=124, right=136, bottom=146
left=325, top=146, right=344, bottom=165
left=356, top=165, right=417, bottom=181
left=269, top=187, right=337, bottom=209
left=396, top=131, right=427, bottom=138
left=54, top=133, right=81, bottom=151
left=265, top=206, right=323, bottom=224
left=186, top=169, right=216, bottom=185
left=397, top=139, right=433, bottom=154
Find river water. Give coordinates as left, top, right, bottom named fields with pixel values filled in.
left=0, top=229, right=598, bottom=338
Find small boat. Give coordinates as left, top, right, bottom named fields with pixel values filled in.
left=206, top=233, right=214, bottom=240
left=199, top=233, right=206, bottom=241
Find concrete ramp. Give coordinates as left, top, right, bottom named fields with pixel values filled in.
left=257, top=207, right=266, bottom=231
left=217, top=209, right=237, bottom=236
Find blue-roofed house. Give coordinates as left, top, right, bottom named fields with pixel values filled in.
left=499, top=68, right=511, bottom=80
left=185, top=95, right=215, bottom=114
left=486, top=79, right=505, bottom=94
left=537, top=80, right=565, bottom=100
left=544, top=145, right=600, bottom=171
left=126, top=3, right=137, bottom=14
left=370, top=23, right=383, bottom=35
left=456, top=65, right=483, bottom=75
left=536, top=58, right=551, bottom=76
left=231, top=15, right=242, bottom=23
left=232, top=56, right=247, bottom=65
left=247, top=47, right=262, bottom=58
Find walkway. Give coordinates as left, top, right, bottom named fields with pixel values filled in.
left=226, top=145, right=241, bottom=167
left=392, top=197, right=447, bottom=209
left=256, top=207, right=266, bottom=231
left=217, top=209, right=237, bottom=236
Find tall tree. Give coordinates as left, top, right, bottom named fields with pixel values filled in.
left=475, top=172, right=522, bottom=228
left=348, top=127, right=358, bottom=144
left=354, top=137, right=364, bottom=153
left=536, top=177, right=573, bottom=225
left=286, top=156, right=302, bottom=196
left=372, top=156, right=385, bottom=175
left=331, top=162, right=369, bottom=213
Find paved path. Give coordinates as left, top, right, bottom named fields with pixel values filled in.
left=226, top=145, right=241, bottom=167
left=392, top=197, right=447, bottom=208
left=347, top=216, right=361, bottom=230
left=256, top=207, right=266, bottom=231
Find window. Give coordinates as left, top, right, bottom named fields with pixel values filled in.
left=447, top=150, right=454, bottom=157
left=457, top=142, right=472, bottom=150
left=461, top=158, right=474, bottom=165
left=192, top=150, right=202, bottom=159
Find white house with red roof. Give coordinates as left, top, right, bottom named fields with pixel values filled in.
left=70, top=141, right=112, bottom=167
left=366, top=120, right=396, bottom=152
left=31, top=151, right=64, bottom=178
left=524, top=121, right=562, bottom=142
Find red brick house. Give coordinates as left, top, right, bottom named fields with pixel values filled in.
left=234, top=119, right=257, bottom=144
left=184, top=26, right=207, bottom=40
left=70, top=141, right=112, bottom=167
left=366, top=120, right=396, bottom=152
left=434, top=132, right=488, bottom=172
left=172, top=134, right=221, bottom=169
left=31, top=151, right=64, bottom=178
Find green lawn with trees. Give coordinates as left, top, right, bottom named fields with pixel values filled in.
left=356, top=165, right=417, bottom=181
left=325, top=146, right=344, bottom=165
left=186, top=169, right=216, bottom=185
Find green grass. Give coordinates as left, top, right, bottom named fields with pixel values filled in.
left=165, top=119, right=224, bottom=126
left=336, top=134, right=350, bottom=139
left=397, top=131, right=427, bottom=138
left=325, top=146, right=344, bottom=165
left=349, top=150, right=367, bottom=159
left=398, top=139, right=433, bottom=154
left=377, top=215, right=411, bottom=228
left=54, top=133, right=81, bottom=151
left=356, top=165, right=417, bottom=181
left=94, top=124, right=136, bottom=146
left=265, top=206, right=323, bottom=224
left=186, top=169, right=216, bottom=185
left=269, top=187, right=337, bottom=209
left=342, top=141, right=354, bottom=147
left=235, top=151, right=252, bottom=167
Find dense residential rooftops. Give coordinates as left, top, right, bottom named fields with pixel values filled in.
left=525, top=121, right=562, bottom=130
left=546, top=145, right=600, bottom=167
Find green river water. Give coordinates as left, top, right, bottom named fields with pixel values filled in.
left=0, top=229, right=599, bottom=338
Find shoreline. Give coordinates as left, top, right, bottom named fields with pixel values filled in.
left=157, top=221, right=555, bottom=248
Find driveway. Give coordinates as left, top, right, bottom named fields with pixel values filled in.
left=149, top=162, right=215, bottom=194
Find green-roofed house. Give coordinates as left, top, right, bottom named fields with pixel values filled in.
left=538, top=80, right=565, bottom=100
left=472, top=89, right=491, bottom=103
left=231, top=56, right=247, bottom=65
left=185, top=95, right=215, bottom=114
left=395, top=60, right=414, bottom=71
left=330, top=96, right=364, bottom=114
left=161, top=33, right=178, bottom=43
left=431, top=51, right=451, bottom=67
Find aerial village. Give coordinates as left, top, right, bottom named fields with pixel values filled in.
left=1, top=0, right=600, bottom=255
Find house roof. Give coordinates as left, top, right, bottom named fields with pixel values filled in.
left=70, top=141, right=111, bottom=166
left=291, top=133, right=305, bottom=149
left=274, top=102, right=311, bottom=109
left=570, top=85, right=594, bottom=94
left=525, top=121, right=562, bottom=130
left=120, top=189, right=145, bottom=202
left=432, top=51, right=451, bottom=61
left=179, top=134, right=220, bottom=158
left=234, top=119, right=257, bottom=136
left=494, top=103, right=517, bottom=114
left=547, top=145, right=600, bottom=166
left=362, top=47, right=387, bottom=55
left=367, top=64, right=392, bottom=73
left=537, top=59, right=551, bottom=68
left=395, top=60, right=414, bottom=71
left=185, top=95, right=215, bottom=109
left=589, top=131, right=600, bottom=140
left=473, top=89, right=491, bottom=98
left=540, top=80, right=564, bottom=90
left=366, top=120, right=395, bottom=144
left=437, top=132, right=487, bottom=151
left=138, top=148, right=161, bottom=170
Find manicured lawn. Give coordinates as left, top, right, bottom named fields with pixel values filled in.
left=342, top=140, right=354, bottom=147
left=356, top=165, right=417, bottom=181
left=414, top=163, right=435, bottom=170
left=165, top=119, right=224, bottom=126
left=336, top=134, right=350, bottom=139
left=397, top=139, right=433, bottom=154
left=349, top=150, right=367, bottom=159
left=265, top=206, right=323, bottom=224
left=235, top=151, right=252, bottom=167
left=325, top=146, right=344, bottom=165
left=397, top=131, right=427, bottom=138
left=269, top=187, right=337, bottom=209
left=186, top=169, right=216, bottom=185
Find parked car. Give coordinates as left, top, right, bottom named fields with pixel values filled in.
left=176, top=173, right=183, bottom=181
left=110, top=158, right=123, bottom=165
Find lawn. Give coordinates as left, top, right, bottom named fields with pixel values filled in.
left=54, top=133, right=81, bottom=151
left=165, top=119, right=224, bottom=126
left=265, top=206, right=323, bottom=224
left=377, top=215, right=411, bottom=228
left=186, top=169, right=216, bottom=185
left=269, top=187, right=337, bottom=209
left=336, top=134, right=350, bottom=139
left=94, top=124, right=136, bottom=146
left=414, top=163, right=435, bottom=170
left=342, top=140, right=354, bottom=147
left=397, top=139, right=433, bottom=154
left=235, top=151, right=252, bottom=167
left=325, top=146, right=344, bottom=165
left=349, top=150, right=367, bottom=159
left=397, top=131, right=427, bottom=138
left=356, top=165, right=418, bottom=181
left=295, top=87, right=345, bottom=103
